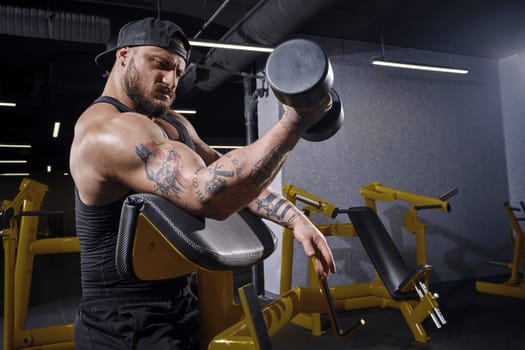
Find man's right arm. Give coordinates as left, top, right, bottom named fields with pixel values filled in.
left=85, top=100, right=327, bottom=220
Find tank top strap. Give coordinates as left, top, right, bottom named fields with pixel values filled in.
left=157, top=114, right=196, bottom=151
left=92, top=96, right=134, bottom=113
left=91, top=96, right=195, bottom=151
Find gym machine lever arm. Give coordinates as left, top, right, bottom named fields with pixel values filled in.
left=360, top=182, right=456, bottom=213
left=321, top=279, right=365, bottom=338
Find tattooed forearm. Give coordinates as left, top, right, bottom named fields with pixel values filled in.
left=204, top=162, right=234, bottom=195
left=135, top=142, right=187, bottom=199
left=225, top=154, right=244, bottom=179
left=249, top=144, right=289, bottom=186
left=255, top=193, right=299, bottom=226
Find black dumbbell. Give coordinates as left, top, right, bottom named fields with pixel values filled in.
left=265, top=38, right=344, bottom=142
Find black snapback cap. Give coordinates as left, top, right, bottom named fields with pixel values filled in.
left=95, top=17, right=191, bottom=72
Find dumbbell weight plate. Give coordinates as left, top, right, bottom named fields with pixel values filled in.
left=265, top=39, right=333, bottom=108
left=303, top=88, right=344, bottom=142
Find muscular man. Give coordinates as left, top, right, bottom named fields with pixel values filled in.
left=70, top=17, right=336, bottom=349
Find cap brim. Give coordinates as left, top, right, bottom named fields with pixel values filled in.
left=95, top=47, right=118, bottom=72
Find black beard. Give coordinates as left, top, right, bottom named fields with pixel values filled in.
left=123, top=61, right=170, bottom=118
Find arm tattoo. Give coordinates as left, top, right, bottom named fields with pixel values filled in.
left=204, top=162, right=234, bottom=195
left=255, top=193, right=299, bottom=226
left=249, top=144, right=289, bottom=186
left=225, top=154, right=244, bottom=179
left=135, top=142, right=187, bottom=199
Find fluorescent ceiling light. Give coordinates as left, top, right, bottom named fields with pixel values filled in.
left=189, top=40, right=274, bottom=53
left=0, top=102, right=16, bottom=107
left=371, top=59, right=468, bottom=74
left=211, top=145, right=243, bottom=150
left=0, top=144, right=31, bottom=148
left=0, top=160, right=27, bottom=164
left=173, top=109, right=197, bottom=115
left=0, top=173, right=30, bottom=176
left=52, top=121, right=61, bottom=138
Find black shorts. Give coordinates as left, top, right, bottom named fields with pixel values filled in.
left=74, top=291, right=199, bottom=350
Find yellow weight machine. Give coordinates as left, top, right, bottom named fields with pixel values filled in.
left=116, top=193, right=365, bottom=350
left=281, top=182, right=457, bottom=343
left=1, top=178, right=80, bottom=350
left=3, top=180, right=363, bottom=350
left=476, top=201, right=525, bottom=299
left=2, top=179, right=456, bottom=349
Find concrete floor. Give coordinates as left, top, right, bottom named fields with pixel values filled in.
left=271, top=277, right=525, bottom=349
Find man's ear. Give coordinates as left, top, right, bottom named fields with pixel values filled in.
left=116, top=47, right=129, bottom=66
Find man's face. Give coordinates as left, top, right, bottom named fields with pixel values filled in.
left=122, top=45, right=186, bottom=117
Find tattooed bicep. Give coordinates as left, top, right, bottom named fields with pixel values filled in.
left=135, top=141, right=188, bottom=199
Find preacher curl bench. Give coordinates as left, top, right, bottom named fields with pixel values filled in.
left=116, top=193, right=365, bottom=350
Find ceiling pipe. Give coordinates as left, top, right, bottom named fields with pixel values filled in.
left=0, top=5, right=110, bottom=44
left=179, top=0, right=339, bottom=96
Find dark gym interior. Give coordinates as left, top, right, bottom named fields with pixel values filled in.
left=1, top=1, right=525, bottom=349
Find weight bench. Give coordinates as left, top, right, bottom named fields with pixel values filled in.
left=281, top=183, right=450, bottom=342
left=347, top=206, right=446, bottom=328
left=116, top=193, right=363, bottom=349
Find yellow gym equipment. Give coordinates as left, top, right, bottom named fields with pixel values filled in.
left=281, top=182, right=457, bottom=343
left=2, top=179, right=456, bottom=349
left=475, top=201, right=525, bottom=299
left=116, top=193, right=365, bottom=350
left=3, top=179, right=364, bottom=350
left=1, top=178, right=80, bottom=350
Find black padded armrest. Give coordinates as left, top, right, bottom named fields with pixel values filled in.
left=116, top=193, right=277, bottom=280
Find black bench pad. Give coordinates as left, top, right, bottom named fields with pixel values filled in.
left=347, top=206, right=431, bottom=301
left=116, top=193, right=277, bottom=279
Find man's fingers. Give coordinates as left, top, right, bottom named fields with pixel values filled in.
left=302, top=236, right=336, bottom=280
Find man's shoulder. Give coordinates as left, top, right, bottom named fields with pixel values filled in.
left=79, top=104, right=153, bottom=132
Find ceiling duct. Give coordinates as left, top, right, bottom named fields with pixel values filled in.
left=183, top=0, right=338, bottom=94
left=0, top=5, right=110, bottom=44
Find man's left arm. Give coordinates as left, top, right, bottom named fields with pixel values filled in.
left=184, top=115, right=335, bottom=279
left=246, top=187, right=336, bottom=280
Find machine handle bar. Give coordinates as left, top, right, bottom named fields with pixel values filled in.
left=294, top=194, right=321, bottom=209
left=414, top=204, right=443, bottom=211
left=438, top=188, right=458, bottom=201
left=321, top=279, right=365, bottom=338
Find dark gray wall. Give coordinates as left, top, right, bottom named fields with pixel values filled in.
left=261, top=36, right=515, bottom=293
left=499, top=54, right=525, bottom=205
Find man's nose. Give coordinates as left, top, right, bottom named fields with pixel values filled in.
left=162, top=70, right=178, bottom=89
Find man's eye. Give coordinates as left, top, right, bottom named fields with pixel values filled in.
left=153, top=59, right=170, bottom=70
left=158, top=62, right=170, bottom=70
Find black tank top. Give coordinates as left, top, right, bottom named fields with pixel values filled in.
left=75, top=96, right=194, bottom=300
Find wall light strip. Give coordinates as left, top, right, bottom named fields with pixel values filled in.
left=0, top=144, right=32, bottom=148
left=372, top=59, right=468, bottom=74
left=173, top=109, right=197, bottom=115
left=52, top=121, right=61, bottom=138
left=0, top=173, right=30, bottom=176
left=189, top=40, right=274, bottom=53
left=0, top=160, right=27, bottom=164
left=0, top=102, right=16, bottom=107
